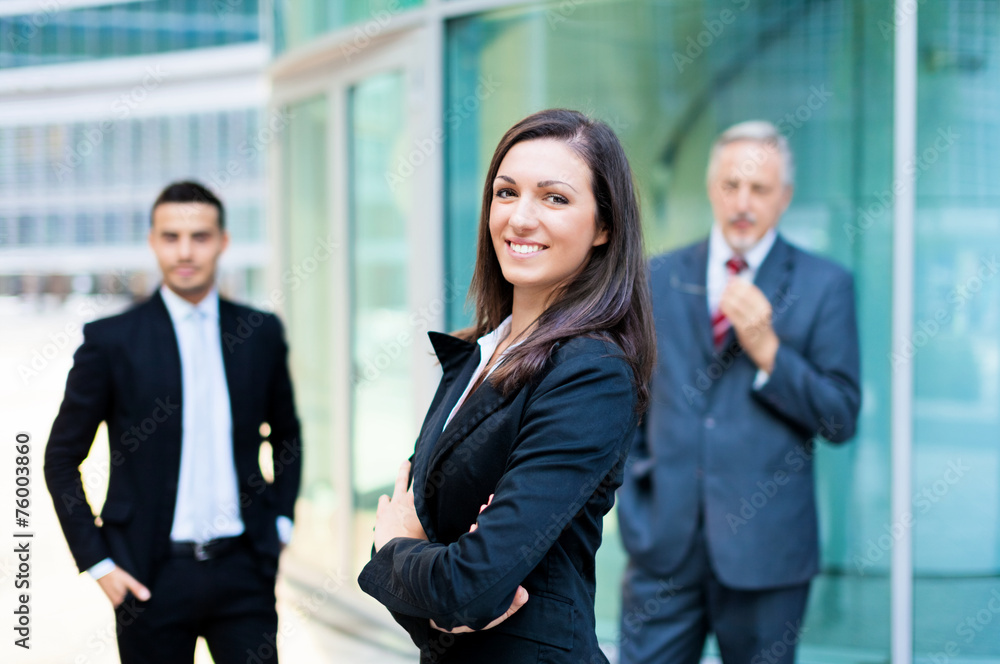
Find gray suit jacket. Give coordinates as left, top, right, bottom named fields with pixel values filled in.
left=618, top=235, right=861, bottom=589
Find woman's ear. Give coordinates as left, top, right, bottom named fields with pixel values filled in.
left=593, top=224, right=610, bottom=247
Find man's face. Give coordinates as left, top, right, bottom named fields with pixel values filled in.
left=148, top=202, right=228, bottom=304
left=707, top=139, right=793, bottom=254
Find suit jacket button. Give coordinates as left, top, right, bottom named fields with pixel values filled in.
left=704, top=417, right=716, bottom=429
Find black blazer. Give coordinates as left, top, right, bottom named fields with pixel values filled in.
left=44, top=290, right=301, bottom=584
left=359, top=332, right=639, bottom=663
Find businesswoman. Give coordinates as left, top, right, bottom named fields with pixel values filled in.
left=358, top=108, right=655, bottom=663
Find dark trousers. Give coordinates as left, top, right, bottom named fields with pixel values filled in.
left=115, top=541, right=279, bottom=664
left=619, top=533, right=809, bottom=664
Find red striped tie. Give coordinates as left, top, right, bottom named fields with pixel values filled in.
left=711, top=256, right=749, bottom=348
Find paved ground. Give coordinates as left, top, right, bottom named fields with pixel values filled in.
left=0, top=296, right=416, bottom=663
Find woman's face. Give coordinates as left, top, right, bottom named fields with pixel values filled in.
left=489, top=138, right=607, bottom=305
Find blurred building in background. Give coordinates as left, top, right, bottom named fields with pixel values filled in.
left=0, top=0, right=269, bottom=304
left=268, top=1, right=1000, bottom=663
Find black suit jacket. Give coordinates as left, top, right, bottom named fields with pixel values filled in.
left=44, top=290, right=302, bottom=585
left=359, top=332, right=638, bottom=663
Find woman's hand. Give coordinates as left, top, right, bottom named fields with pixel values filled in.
left=430, top=585, right=529, bottom=634
left=374, top=461, right=428, bottom=552
left=429, top=493, right=527, bottom=634
left=469, top=493, right=493, bottom=533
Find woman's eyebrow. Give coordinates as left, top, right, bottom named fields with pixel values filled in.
left=537, top=179, right=577, bottom=192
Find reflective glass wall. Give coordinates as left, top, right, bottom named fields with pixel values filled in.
left=0, top=110, right=266, bottom=247
left=912, top=0, right=1000, bottom=659
left=348, top=70, right=418, bottom=569
left=270, top=1, right=1000, bottom=660
left=445, top=0, right=893, bottom=658
left=271, top=0, right=423, bottom=54
left=0, top=0, right=261, bottom=68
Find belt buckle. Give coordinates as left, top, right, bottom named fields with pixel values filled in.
left=193, top=541, right=210, bottom=561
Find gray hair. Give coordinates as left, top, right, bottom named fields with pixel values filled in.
left=706, top=120, right=795, bottom=187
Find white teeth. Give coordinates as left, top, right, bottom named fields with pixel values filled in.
left=510, top=243, right=544, bottom=254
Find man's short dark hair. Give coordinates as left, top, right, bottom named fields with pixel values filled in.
left=151, top=180, right=225, bottom=230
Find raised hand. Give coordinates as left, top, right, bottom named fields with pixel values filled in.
left=718, top=277, right=779, bottom=373
left=374, top=460, right=428, bottom=552
left=469, top=493, right=494, bottom=533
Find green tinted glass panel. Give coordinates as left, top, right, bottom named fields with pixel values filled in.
left=912, top=1, right=1000, bottom=659
left=349, top=71, right=414, bottom=506
left=446, top=1, right=892, bottom=658
left=273, top=0, right=423, bottom=54
left=282, top=96, right=333, bottom=504
left=0, top=0, right=260, bottom=68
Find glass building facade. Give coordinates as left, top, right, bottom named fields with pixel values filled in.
left=270, top=1, right=999, bottom=662
left=0, top=0, right=268, bottom=301
left=0, top=0, right=261, bottom=68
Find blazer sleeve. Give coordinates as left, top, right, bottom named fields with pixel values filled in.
left=264, top=314, right=302, bottom=520
left=43, top=322, right=114, bottom=572
left=358, top=345, right=637, bottom=630
left=752, top=269, right=861, bottom=443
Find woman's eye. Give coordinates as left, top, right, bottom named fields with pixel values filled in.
left=495, top=188, right=516, bottom=199
left=546, top=194, right=568, bottom=205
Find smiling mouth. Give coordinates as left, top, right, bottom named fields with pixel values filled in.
left=507, top=241, right=548, bottom=255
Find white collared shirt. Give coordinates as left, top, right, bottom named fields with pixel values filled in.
left=159, top=284, right=244, bottom=543
left=443, top=316, right=519, bottom=431
left=706, top=224, right=777, bottom=315
left=707, top=225, right=778, bottom=388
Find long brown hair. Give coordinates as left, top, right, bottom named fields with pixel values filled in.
left=464, top=108, right=655, bottom=412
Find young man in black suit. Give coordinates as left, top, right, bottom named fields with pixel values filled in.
left=45, top=181, right=301, bottom=664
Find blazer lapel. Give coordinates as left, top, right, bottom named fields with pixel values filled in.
left=146, top=291, right=185, bottom=514
left=415, top=333, right=514, bottom=486
left=670, top=240, right=715, bottom=361
left=753, top=235, right=794, bottom=323
left=218, top=299, right=248, bottom=429
left=426, top=378, right=513, bottom=478
left=416, top=333, right=478, bottom=452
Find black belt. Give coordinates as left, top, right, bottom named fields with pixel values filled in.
left=169, top=535, right=244, bottom=561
